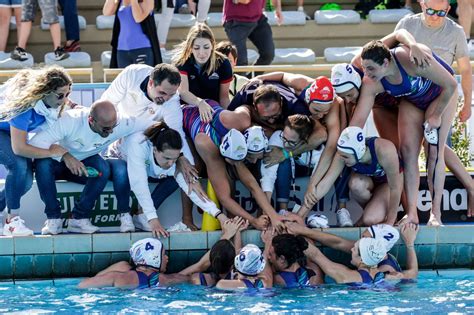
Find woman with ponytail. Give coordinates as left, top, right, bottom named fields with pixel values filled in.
left=262, top=232, right=323, bottom=287
left=108, top=121, right=228, bottom=237
left=0, top=66, right=73, bottom=236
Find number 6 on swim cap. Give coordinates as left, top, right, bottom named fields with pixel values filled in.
left=337, top=126, right=367, bottom=161
left=220, top=129, right=248, bottom=161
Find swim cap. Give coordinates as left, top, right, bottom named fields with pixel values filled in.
left=368, top=224, right=400, bottom=251
left=331, top=63, right=362, bottom=94
left=305, top=76, right=335, bottom=105
left=234, top=244, right=266, bottom=276
left=337, top=126, right=366, bottom=161
left=244, top=126, right=269, bottom=153
left=129, top=238, right=163, bottom=269
left=358, top=238, right=387, bottom=267
left=220, top=129, right=248, bottom=161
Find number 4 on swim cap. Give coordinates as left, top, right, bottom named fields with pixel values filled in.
left=145, top=242, right=154, bottom=251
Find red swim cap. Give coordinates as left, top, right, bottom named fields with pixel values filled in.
left=305, top=76, right=335, bottom=105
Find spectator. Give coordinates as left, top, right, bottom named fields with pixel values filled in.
left=222, top=0, right=282, bottom=67
left=172, top=23, right=232, bottom=120
left=155, top=0, right=175, bottom=50
left=29, top=100, right=150, bottom=235
left=11, top=0, right=69, bottom=61
left=215, top=40, right=250, bottom=100
left=0, top=0, right=21, bottom=53
left=103, top=0, right=161, bottom=68
left=175, top=0, right=210, bottom=22
left=58, top=0, right=81, bottom=52
left=454, top=0, right=474, bottom=49
left=0, top=66, right=72, bottom=236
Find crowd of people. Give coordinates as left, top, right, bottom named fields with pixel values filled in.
left=0, top=0, right=473, bottom=237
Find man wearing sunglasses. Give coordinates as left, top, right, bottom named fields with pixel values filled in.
left=28, top=100, right=151, bottom=234
left=395, top=0, right=471, bottom=123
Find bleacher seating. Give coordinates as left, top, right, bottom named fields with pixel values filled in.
left=0, top=52, right=34, bottom=69
left=314, top=10, right=361, bottom=24
left=265, top=11, right=307, bottom=26
left=96, top=15, right=114, bottom=30
left=45, top=52, right=91, bottom=68
left=40, top=15, right=87, bottom=30
left=324, top=46, right=361, bottom=63
left=273, top=48, right=316, bottom=64
left=155, top=14, right=196, bottom=28
left=368, top=8, right=413, bottom=23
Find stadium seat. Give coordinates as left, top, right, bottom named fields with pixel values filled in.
left=41, top=15, right=87, bottom=30
left=101, top=51, right=111, bottom=68
left=206, top=12, right=223, bottom=27
left=265, top=11, right=306, bottom=26
left=96, top=15, right=114, bottom=29
left=44, top=52, right=91, bottom=67
left=0, top=51, right=34, bottom=69
left=324, top=47, right=362, bottom=63
left=368, top=9, right=413, bottom=23
left=273, top=48, right=315, bottom=64
left=247, top=49, right=259, bottom=65
left=314, top=10, right=361, bottom=24
left=155, top=13, right=195, bottom=28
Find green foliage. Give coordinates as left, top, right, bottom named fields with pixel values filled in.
left=450, top=97, right=472, bottom=167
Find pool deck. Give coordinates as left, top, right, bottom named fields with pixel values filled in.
left=0, top=225, right=473, bottom=280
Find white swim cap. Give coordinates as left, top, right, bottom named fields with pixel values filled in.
left=337, top=126, right=366, bottom=161
left=234, top=244, right=266, bottom=276
left=358, top=238, right=387, bottom=267
left=306, top=213, right=329, bottom=228
left=129, top=238, right=163, bottom=269
left=331, top=63, right=362, bottom=94
left=368, top=224, right=400, bottom=251
left=220, top=129, right=248, bottom=161
left=244, top=126, right=269, bottom=153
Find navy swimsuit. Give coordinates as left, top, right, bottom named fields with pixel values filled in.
left=136, top=270, right=160, bottom=288
left=278, top=267, right=316, bottom=288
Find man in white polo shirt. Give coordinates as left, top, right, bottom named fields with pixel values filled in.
left=29, top=100, right=150, bottom=234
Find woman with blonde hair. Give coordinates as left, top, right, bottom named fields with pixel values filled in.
left=172, top=23, right=233, bottom=123
left=0, top=66, right=72, bottom=236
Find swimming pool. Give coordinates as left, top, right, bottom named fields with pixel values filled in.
left=1, top=270, right=473, bottom=313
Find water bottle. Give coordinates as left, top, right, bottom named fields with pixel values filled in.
left=86, top=166, right=102, bottom=177
left=265, top=0, right=274, bottom=12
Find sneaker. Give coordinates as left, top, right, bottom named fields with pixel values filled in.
left=336, top=208, right=353, bottom=227
left=10, top=46, right=28, bottom=61
left=3, top=216, right=34, bottom=236
left=120, top=213, right=135, bottom=233
left=67, top=218, right=99, bottom=234
left=178, top=4, right=191, bottom=14
left=64, top=40, right=81, bottom=53
left=54, top=46, right=69, bottom=61
left=133, top=214, right=152, bottom=232
left=306, top=214, right=329, bottom=228
left=41, top=219, right=64, bottom=235
left=468, top=39, right=474, bottom=52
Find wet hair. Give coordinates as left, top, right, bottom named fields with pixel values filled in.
left=144, top=121, right=183, bottom=152
left=253, top=85, right=282, bottom=107
left=215, top=41, right=238, bottom=61
left=150, top=63, right=181, bottom=86
left=361, top=40, right=392, bottom=65
left=210, top=239, right=235, bottom=277
left=284, top=114, right=315, bottom=142
left=172, top=23, right=226, bottom=75
left=272, top=234, right=308, bottom=268
left=1, top=65, right=72, bottom=121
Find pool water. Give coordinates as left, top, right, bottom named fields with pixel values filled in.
left=1, top=270, right=473, bottom=313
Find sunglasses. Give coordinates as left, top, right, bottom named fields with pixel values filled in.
left=425, top=7, right=448, bottom=17
left=92, top=118, right=120, bottom=132
left=50, top=89, right=71, bottom=100
left=280, top=132, right=302, bottom=147
left=260, top=113, right=281, bottom=123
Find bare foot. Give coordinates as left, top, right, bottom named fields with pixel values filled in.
left=467, top=189, right=474, bottom=218
left=427, top=213, right=443, bottom=226
left=396, top=214, right=419, bottom=226
left=183, top=219, right=199, bottom=231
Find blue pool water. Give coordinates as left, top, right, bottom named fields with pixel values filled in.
left=1, top=270, right=473, bottom=313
